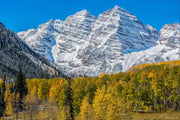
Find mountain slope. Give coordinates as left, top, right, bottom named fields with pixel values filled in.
left=122, top=23, right=180, bottom=72
left=159, top=22, right=180, bottom=48
left=52, top=10, right=96, bottom=67
left=17, top=6, right=180, bottom=76
left=72, top=6, right=159, bottom=76
left=0, top=23, right=57, bottom=78
left=17, top=19, right=63, bottom=62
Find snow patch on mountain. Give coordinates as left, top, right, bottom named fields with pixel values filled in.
left=18, top=6, right=180, bottom=76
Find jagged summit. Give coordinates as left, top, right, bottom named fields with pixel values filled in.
left=75, top=9, right=92, bottom=16
left=0, top=22, right=3, bottom=26
left=47, top=19, right=54, bottom=23
left=159, top=22, right=180, bottom=48
left=17, top=7, right=179, bottom=76
left=65, top=9, right=96, bottom=23
left=146, top=24, right=155, bottom=30
left=113, top=5, right=120, bottom=9
left=112, top=5, right=129, bottom=13
left=37, top=19, right=55, bottom=30
left=0, top=22, right=5, bottom=28
left=100, top=5, right=133, bottom=17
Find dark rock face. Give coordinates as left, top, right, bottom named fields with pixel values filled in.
left=0, top=23, right=55, bottom=78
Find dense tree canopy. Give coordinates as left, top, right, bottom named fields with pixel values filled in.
left=1, top=60, right=180, bottom=119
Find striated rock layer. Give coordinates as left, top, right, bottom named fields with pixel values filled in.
left=18, top=6, right=179, bottom=76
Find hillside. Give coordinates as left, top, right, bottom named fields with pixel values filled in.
left=127, top=60, right=180, bottom=72
left=0, top=23, right=60, bottom=78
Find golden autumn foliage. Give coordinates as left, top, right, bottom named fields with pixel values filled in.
left=1, top=60, right=180, bottom=119
left=38, top=78, right=51, bottom=100
left=4, top=90, right=14, bottom=116
left=77, top=97, right=93, bottom=120
left=0, top=78, right=2, bottom=88
left=93, top=85, right=123, bottom=120
left=49, top=78, right=67, bottom=106
left=128, top=60, right=180, bottom=72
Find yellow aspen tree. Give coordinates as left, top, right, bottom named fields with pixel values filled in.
left=38, top=79, right=51, bottom=100
left=4, top=90, right=13, bottom=116
left=93, top=85, right=107, bottom=120
left=49, top=79, right=66, bottom=103
left=93, top=85, right=123, bottom=120
left=78, top=97, right=93, bottom=120
left=0, top=78, right=2, bottom=87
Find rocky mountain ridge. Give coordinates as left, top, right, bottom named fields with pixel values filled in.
left=0, top=23, right=58, bottom=78
left=17, top=6, right=180, bottom=76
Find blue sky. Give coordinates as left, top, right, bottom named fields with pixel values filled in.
left=0, top=0, right=179, bottom=33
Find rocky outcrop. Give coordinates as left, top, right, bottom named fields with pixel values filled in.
left=159, top=23, right=180, bottom=48
left=0, top=23, right=56, bottom=78
left=17, top=6, right=179, bottom=76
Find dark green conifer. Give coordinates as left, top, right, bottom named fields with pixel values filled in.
left=0, top=75, right=6, bottom=117
left=64, top=78, right=74, bottom=120
left=14, top=67, right=27, bottom=110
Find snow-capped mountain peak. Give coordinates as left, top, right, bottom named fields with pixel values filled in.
left=112, top=5, right=130, bottom=13
left=17, top=19, right=57, bottom=62
left=159, top=23, right=180, bottom=48
left=74, top=9, right=92, bottom=17
left=65, top=9, right=96, bottom=24
left=146, top=24, right=156, bottom=31
left=37, top=19, right=54, bottom=30
left=18, top=7, right=179, bottom=77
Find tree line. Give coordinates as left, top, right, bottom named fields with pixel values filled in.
left=0, top=60, right=180, bottom=119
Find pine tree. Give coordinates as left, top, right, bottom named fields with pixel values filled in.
left=0, top=75, right=6, bottom=117
left=14, top=67, right=28, bottom=110
left=64, top=78, right=74, bottom=120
